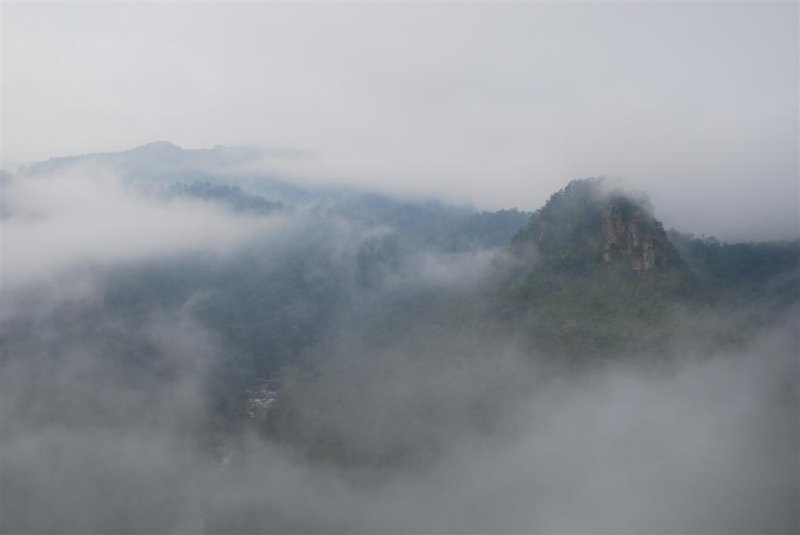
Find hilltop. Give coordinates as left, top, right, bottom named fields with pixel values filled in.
left=513, top=178, right=686, bottom=275
left=491, top=178, right=797, bottom=359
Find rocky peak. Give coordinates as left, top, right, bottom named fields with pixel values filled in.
left=602, top=196, right=658, bottom=273
left=513, top=178, right=685, bottom=275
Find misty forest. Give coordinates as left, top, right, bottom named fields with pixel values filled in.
left=3, top=3, right=800, bottom=534
left=1, top=142, right=797, bottom=534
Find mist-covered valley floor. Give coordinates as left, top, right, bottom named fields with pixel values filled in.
left=1, top=144, right=798, bottom=534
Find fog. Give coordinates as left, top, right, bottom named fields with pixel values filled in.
left=1, top=159, right=798, bottom=533
left=1, top=164, right=290, bottom=289
left=3, top=2, right=799, bottom=530
left=3, top=291, right=797, bottom=533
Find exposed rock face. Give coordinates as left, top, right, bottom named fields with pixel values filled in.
left=513, top=178, right=686, bottom=276
left=602, top=200, right=658, bottom=273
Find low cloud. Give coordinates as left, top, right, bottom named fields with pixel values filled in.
left=2, top=299, right=796, bottom=533
left=0, top=158, right=796, bottom=533
left=2, top=163, right=287, bottom=289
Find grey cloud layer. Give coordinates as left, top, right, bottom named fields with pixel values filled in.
left=3, top=300, right=797, bottom=533
left=2, top=165, right=288, bottom=288
left=5, top=2, right=798, bottom=240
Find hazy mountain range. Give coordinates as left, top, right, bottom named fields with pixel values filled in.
left=1, top=143, right=798, bottom=534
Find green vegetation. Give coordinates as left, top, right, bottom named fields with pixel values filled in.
left=496, top=178, right=705, bottom=359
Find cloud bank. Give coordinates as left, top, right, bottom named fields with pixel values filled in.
left=4, top=2, right=798, bottom=240
left=1, top=159, right=797, bottom=533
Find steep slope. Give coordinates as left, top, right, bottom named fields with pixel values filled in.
left=513, top=177, right=685, bottom=276
left=502, top=178, right=698, bottom=358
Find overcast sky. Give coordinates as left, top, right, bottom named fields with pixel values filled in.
left=3, top=2, right=798, bottom=240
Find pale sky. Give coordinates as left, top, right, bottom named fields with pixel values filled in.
left=3, top=2, right=798, bottom=240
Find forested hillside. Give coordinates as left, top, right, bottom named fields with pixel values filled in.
left=2, top=147, right=798, bottom=534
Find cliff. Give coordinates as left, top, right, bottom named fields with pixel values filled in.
left=513, top=177, right=686, bottom=276
left=504, top=178, right=698, bottom=358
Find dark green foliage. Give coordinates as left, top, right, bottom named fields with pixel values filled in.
left=457, top=209, right=533, bottom=249
left=512, top=177, right=608, bottom=268
left=668, top=230, right=800, bottom=302
left=168, top=181, right=284, bottom=214
left=501, top=178, right=705, bottom=358
left=7, top=166, right=797, bottom=468
left=338, top=193, right=531, bottom=251
left=494, top=266, right=687, bottom=360
left=512, top=178, right=685, bottom=275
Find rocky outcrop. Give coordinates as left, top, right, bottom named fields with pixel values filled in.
left=602, top=200, right=658, bottom=273
left=513, top=178, right=687, bottom=276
